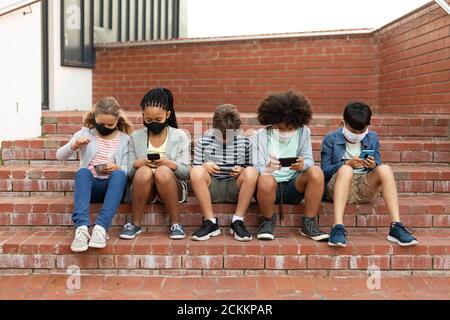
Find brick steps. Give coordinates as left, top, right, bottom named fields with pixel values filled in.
left=1, top=165, right=449, bottom=196
left=0, top=111, right=448, bottom=277
left=41, top=111, right=450, bottom=140
left=0, top=230, right=448, bottom=274
left=3, top=138, right=450, bottom=167
left=0, top=195, right=449, bottom=230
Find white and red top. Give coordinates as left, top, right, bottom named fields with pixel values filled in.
left=88, top=132, right=123, bottom=179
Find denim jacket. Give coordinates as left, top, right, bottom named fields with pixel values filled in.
left=320, top=128, right=382, bottom=183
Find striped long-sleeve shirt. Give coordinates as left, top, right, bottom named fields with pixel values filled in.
left=193, top=134, right=251, bottom=180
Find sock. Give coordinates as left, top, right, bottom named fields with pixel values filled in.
left=77, top=225, right=88, bottom=231
left=208, top=218, right=217, bottom=224
left=232, top=215, right=244, bottom=223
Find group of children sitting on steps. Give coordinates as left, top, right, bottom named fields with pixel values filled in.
left=56, top=87, right=418, bottom=253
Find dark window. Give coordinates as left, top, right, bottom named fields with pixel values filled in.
left=61, top=0, right=95, bottom=68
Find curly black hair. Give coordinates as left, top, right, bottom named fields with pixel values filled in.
left=257, top=91, right=313, bottom=128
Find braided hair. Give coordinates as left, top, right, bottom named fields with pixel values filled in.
left=140, top=87, right=178, bottom=128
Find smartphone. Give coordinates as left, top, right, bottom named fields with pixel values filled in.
left=279, top=157, right=299, bottom=167
left=147, top=153, right=161, bottom=161
left=359, top=150, right=375, bottom=159
left=219, top=168, right=234, bottom=174
left=94, top=164, right=107, bottom=175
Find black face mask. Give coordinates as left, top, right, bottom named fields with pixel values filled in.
left=94, top=119, right=117, bottom=136
left=144, top=119, right=167, bottom=135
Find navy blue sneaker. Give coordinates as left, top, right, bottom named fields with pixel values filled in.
left=170, top=223, right=186, bottom=240
left=387, top=221, right=418, bottom=246
left=328, top=224, right=348, bottom=247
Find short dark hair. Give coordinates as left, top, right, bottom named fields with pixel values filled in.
left=343, top=102, right=372, bottom=131
left=212, top=104, right=242, bottom=135
left=257, top=91, right=313, bottom=128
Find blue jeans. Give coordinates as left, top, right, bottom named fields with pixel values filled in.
left=72, top=168, right=127, bottom=230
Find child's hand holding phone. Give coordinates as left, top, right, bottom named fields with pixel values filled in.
left=289, top=157, right=304, bottom=171
left=202, top=162, right=221, bottom=175
left=359, top=150, right=376, bottom=169
left=345, top=157, right=365, bottom=169
left=228, top=166, right=243, bottom=178
left=101, top=163, right=121, bottom=174
left=363, top=156, right=376, bottom=169
left=263, top=155, right=281, bottom=174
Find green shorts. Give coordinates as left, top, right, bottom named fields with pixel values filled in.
left=209, top=177, right=240, bottom=203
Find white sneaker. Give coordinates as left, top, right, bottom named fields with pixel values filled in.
left=88, top=225, right=109, bottom=249
left=71, top=226, right=90, bottom=252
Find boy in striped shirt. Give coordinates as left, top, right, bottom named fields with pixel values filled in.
left=190, top=104, right=259, bottom=241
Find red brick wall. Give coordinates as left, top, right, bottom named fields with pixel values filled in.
left=93, top=35, right=379, bottom=113
left=377, top=1, right=450, bottom=114
left=93, top=1, right=450, bottom=114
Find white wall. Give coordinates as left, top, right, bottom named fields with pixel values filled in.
left=48, top=0, right=92, bottom=111
left=0, top=2, right=42, bottom=142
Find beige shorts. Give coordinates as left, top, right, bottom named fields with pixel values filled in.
left=209, top=177, right=240, bottom=203
left=327, top=172, right=380, bottom=204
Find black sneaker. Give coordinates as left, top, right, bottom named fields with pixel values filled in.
left=301, top=216, right=329, bottom=241
left=387, top=221, right=418, bottom=246
left=257, top=215, right=276, bottom=240
left=191, top=218, right=221, bottom=241
left=230, top=220, right=252, bottom=242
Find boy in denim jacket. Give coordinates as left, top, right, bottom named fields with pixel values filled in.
left=321, top=102, right=418, bottom=247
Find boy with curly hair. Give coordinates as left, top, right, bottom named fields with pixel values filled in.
left=252, top=91, right=329, bottom=241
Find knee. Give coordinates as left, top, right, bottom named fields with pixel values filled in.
left=375, top=164, right=393, bottom=179
left=154, top=166, right=173, bottom=184
left=305, top=166, right=324, bottom=182
left=133, top=166, right=153, bottom=184
left=337, top=165, right=354, bottom=179
left=190, top=165, right=208, bottom=182
left=241, top=167, right=259, bottom=183
left=376, top=164, right=392, bottom=174
left=110, top=170, right=127, bottom=181
left=76, top=168, right=92, bottom=179
left=257, top=175, right=277, bottom=193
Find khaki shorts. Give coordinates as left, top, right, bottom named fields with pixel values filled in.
left=327, top=172, right=380, bottom=204
left=209, top=177, right=240, bottom=203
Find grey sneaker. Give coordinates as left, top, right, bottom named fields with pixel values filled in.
left=170, top=223, right=186, bottom=240
left=120, top=223, right=142, bottom=240
left=257, top=215, right=276, bottom=240
left=88, top=225, right=109, bottom=249
left=301, top=216, right=329, bottom=241
left=71, top=226, right=90, bottom=252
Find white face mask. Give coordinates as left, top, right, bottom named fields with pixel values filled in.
left=342, top=125, right=368, bottom=143
left=277, top=130, right=296, bottom=142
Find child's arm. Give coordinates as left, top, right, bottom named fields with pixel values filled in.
left=127, top=135, right=138, bottom=179
left=298, top=127, right=314, bottom=172
left=320, top=134, right=345, bottom=181
left=250, top=132, right=268, bottom=173
left=173, top=131, right=191, bottom=180
left=119, top=137, right=129, bottom=174
left=372, top=132, right=382, bottom=167
left=193, top=138, right=204, bottom=166
left=56, top=130, right=87, bottom=161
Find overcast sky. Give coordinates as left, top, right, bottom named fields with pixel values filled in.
left=187, top=0, right=432, bottom=38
